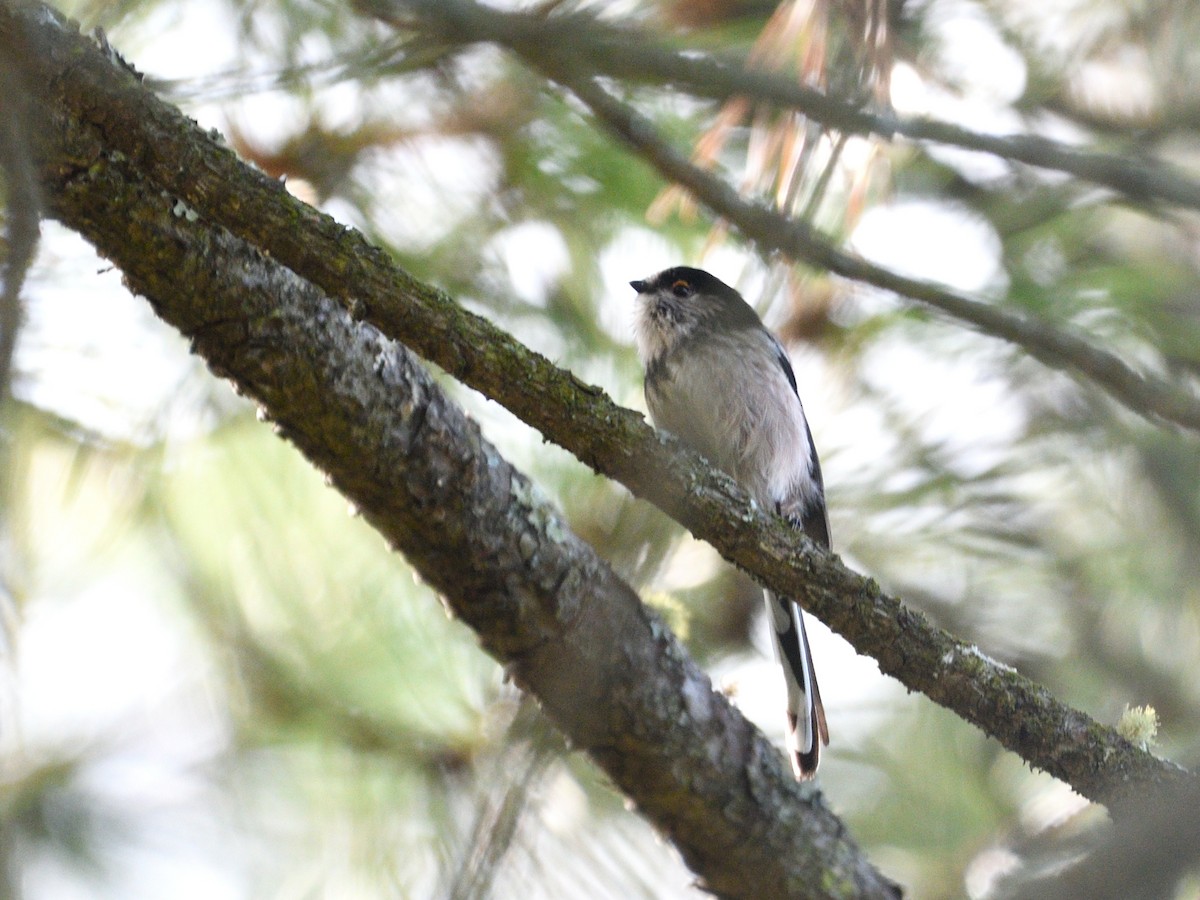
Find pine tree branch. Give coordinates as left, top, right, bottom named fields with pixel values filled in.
left=9, top=5, right=895, bottom=895
left=6, top=0, right=1193, bottom=834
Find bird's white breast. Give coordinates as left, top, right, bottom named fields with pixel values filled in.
left=646, top=328, right=819, bottom=516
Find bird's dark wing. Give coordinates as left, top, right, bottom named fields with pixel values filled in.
left=774, top=343, right=831, bottom=549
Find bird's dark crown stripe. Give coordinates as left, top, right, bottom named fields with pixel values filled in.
left=652, top=266, right=730, bottom=295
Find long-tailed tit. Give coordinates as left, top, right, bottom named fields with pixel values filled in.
left=630, top=266, right=830, bottom=779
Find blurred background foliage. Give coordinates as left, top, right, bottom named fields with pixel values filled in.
left=3, top=0, right=1200, bottom=897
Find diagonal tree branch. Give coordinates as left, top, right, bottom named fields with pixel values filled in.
left=380, top=0, right=1200, bottom=212
left=12, top=10, right=893, bottom=896
left=6, top=0, right=1192, bottom=820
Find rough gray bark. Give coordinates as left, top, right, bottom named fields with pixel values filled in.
left=1, top=0, right=1190, bottom=817
left=4, top=1, right=900, bottom=896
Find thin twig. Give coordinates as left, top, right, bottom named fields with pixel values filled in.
left=395, top=0, right=1200, bottom=212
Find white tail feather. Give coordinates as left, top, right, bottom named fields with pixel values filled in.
left=765, top=591, right=828, bottom=779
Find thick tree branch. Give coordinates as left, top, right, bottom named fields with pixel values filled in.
left=10, top=8, right=894, bottom=896
left=6, top=0, right=1192, bottom=821
left=381, top=0, right=1200, bottom=211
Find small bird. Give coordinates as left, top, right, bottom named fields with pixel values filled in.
left=630, top=266, right=830, bottom=779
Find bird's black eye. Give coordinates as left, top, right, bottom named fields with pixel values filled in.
left=671, top=279, right=692, bottom=298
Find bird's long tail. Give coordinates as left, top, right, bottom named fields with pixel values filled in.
left=766, top=591, right=829, bottom=779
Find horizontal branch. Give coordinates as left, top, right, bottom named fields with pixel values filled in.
left=388, top=0, right=1200, bottom=211
left=11, top=0, right=1192, bottom=813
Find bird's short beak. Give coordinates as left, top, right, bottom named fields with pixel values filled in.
left=629, top=280, right=648, bottom=293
